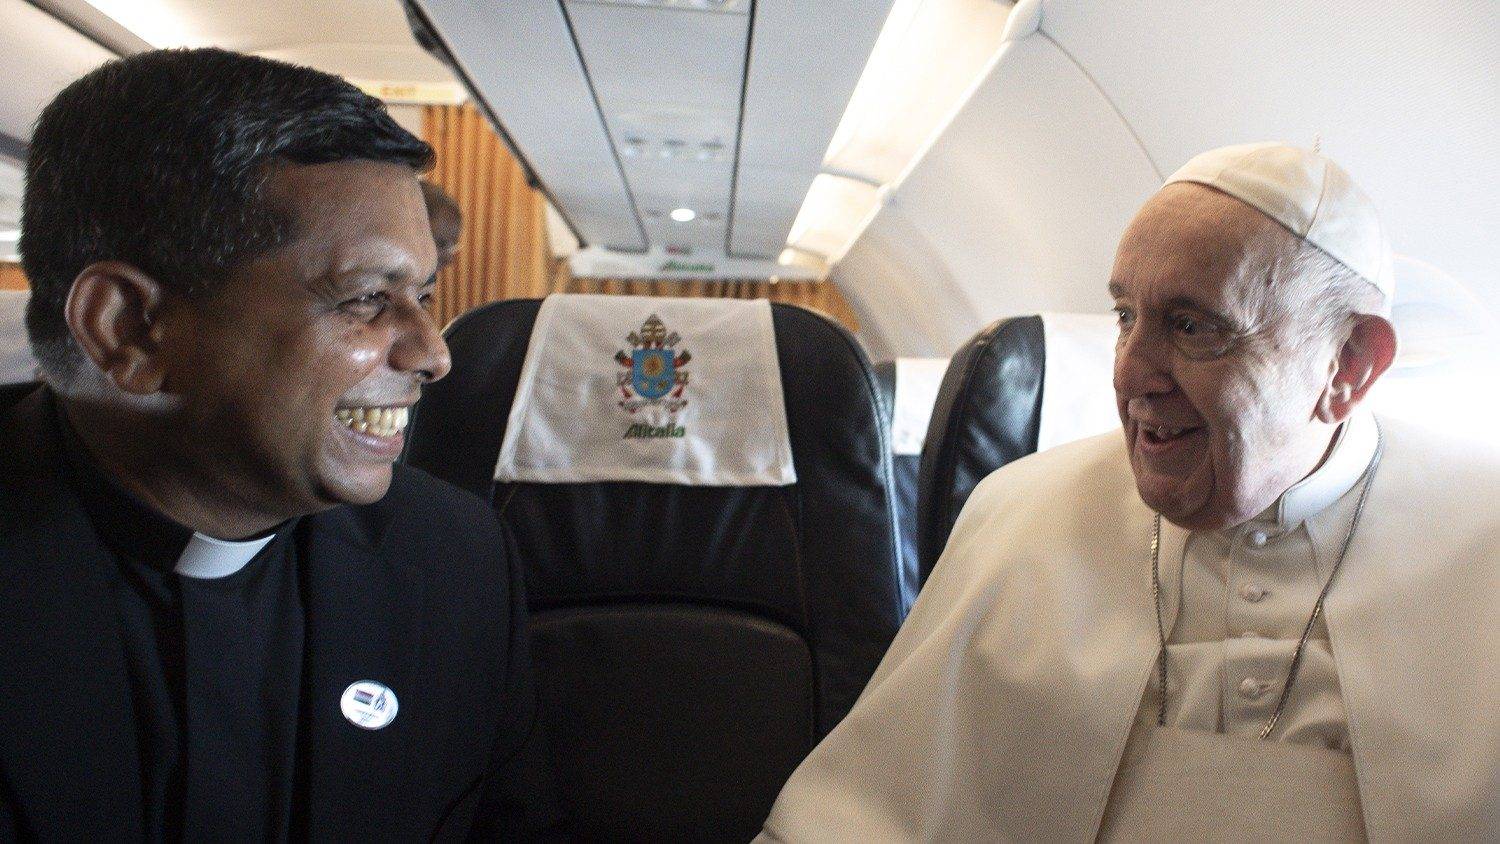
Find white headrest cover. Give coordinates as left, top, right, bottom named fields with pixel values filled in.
left=890, top=358, right=948, bottom=456
left=495, top=294, right=795, bottom=486
left=1038, top=313, right=1121, bottom=452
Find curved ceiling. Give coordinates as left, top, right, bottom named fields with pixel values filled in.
left=840, top=0, right=1500, bottom=361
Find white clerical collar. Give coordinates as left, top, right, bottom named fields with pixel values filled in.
left=174, top=531, right=276, bottom=580
left=1266, top=409, right=1379, bottom=531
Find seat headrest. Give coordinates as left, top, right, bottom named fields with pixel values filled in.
left=494, top=294, right=794, bottom=486
left=1034, top=313, right=1120, bottom=450
left=916, top=313, right=1119, bottom=582
left=917, top=316, right=1045, bottom=581
left=888, top=358, right=948, bottom=456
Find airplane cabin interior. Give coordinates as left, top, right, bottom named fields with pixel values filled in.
left=0, top=0, right=1496, bottom=840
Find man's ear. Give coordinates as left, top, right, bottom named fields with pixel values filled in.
left=64, top=261, right=171, bottom=394
left=1316, top=314, right=1398, bottom=424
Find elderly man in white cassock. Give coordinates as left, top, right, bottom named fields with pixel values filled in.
left=757, top=143, right=1500, bottom=842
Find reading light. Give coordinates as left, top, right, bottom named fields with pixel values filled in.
left=785, top=0, right=1011, bottom=267
left=82, top=0, right=197, bottom=47
left=784, top=174, right=881, bottom=265
left=670, top=208, right=697, bottom=223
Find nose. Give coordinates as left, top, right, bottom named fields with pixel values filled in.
left=1113, top=323, right=1174, bottom=401
left=389, top=298, right=452, bottom=384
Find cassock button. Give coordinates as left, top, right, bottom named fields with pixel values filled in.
left=1238, top=677, right=1266, bottom=700
left=1247, top=530, right=1268, bottom=547
left=341, top=680, right=399, bottom=730
left=1239, top=584, right=1268, bottom=602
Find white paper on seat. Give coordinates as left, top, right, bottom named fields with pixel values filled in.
left=890, top=357, right=948, bottom=456
left=495, top=294, right=795, bottom=486
left=1038, top=312, right=1121, bottom=452
left=0, top=290, right=38, bottom=384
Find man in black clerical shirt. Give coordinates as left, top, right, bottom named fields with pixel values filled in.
left=0, top=48, right=561, bottom=839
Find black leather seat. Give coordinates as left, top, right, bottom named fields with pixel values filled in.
left=0, top=381, right=38, bottom=409
left=873, top=361, right=919, bottom=609
left=404, top=298, right=904, bottom=842
left=916, top=316, right=1045, bottom=584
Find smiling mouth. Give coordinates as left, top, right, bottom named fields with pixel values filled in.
left=334, top=406, right=410, bottom=438
left=1141, top=424, right=1200, bottom=445
left=1134, top=422, right=1208, bottom=455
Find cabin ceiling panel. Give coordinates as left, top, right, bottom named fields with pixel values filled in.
left=126, top=0, right=435, bottom=53
left=253, top=42, right=454, bottom=84
left=412, top=0, right=645, bottom=250
left=0, top=0, right=115, bottom=144
left=1039, top=0, right=1500, bottom=314
left=565, top=2, right=746, bottom=115
left=730, top=0, right=896, bottom=258
left=564, top=0, right=746, bottom=254
left=44, top=0, right=454, bottom=80
left=834, top=35, right=1159, bottom=355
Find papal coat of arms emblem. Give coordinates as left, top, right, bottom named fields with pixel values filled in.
left=615, top=313, right=690, bottom=413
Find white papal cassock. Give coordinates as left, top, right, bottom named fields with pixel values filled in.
left=759, top=413, right=1500, bottom=842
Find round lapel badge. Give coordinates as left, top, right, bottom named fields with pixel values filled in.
left=341, top=680, right=399, bottom=730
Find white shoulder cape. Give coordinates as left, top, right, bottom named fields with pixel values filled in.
left=761, top=418, right=1500, bottom=842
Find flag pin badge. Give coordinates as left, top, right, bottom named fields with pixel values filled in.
left=341, top=680, right=399, bottom=730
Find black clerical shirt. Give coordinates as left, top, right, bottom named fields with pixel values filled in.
left=58, top=415, right=303, bottom=842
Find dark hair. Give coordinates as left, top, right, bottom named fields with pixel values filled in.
left=20, top=47, right=434, bottom=380
left=420, top=180, right=461, bottom=250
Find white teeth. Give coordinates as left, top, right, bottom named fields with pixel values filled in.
left=335, top=405, right=410, bottom=437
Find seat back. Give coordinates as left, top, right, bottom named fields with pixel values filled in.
left=0, top=380, right=38, bottom=413
left=917, top=317, right=1044, bottom=582
left=875, top=358, right=946, bottom=608
left=916, top=314, right=1118, bottom=582
left=873, top=362, right=915, bottom=588
left=0, top=291, right=38, bottom=385
left=404, top=298, right=904, bottom=842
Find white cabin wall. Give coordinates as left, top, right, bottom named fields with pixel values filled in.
left=1042, top=0, right=1500, bottom=316
left=836, top=201, right=985, bottom=362
left=837, top=31, right=1159, bottom=357
left=839, top=0, right=1499, bottom=359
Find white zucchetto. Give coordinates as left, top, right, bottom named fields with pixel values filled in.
left=1164, top=142, right=1394, bottom=310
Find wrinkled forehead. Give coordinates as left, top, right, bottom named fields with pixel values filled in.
left=1112, top=183, right=1298, bottom=310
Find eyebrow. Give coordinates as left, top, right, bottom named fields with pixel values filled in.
left=1161, top=295, right=1242, bottom=332
left=328, top=266, right=423, bottom=287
